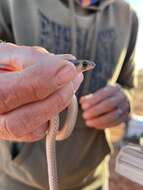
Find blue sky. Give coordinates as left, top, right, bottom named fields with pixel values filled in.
left=126, top=0, right=143, bottom=69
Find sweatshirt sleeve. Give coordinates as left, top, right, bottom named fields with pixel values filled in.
left=117, top=10, right=139, bottom=113
left=0, top=0, right=14, bottom=42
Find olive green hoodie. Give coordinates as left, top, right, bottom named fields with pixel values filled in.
left=0, top=0, right=138, bottom=189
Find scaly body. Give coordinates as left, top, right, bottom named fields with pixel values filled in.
left=46, top=59, right=95, bottom=190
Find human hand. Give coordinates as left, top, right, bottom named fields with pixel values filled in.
left=0, top=43, right=83, bottom=141
left=80, top=84, right=130, bottom=129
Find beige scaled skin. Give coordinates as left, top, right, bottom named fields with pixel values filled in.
left=45, top=58, right=95, bottom=190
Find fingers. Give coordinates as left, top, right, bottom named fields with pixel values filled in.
left=0, top=45, right=84, bottom=141
left=82, top=90, right=126, bottom=119
left=0, top=55, right=77, bottom=113
left=0, top=73, right=83, bottom=141
left=85, top=108, right=127, bottom=129
left=0, top=121, right=48, bottom=142
left=81, top=84, right=130, bottom=129
left=80, top=85, right=121, bottom=109
left=0, top=46, right=79, bottom=115
left=0, top=82, right=75, bottom=137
